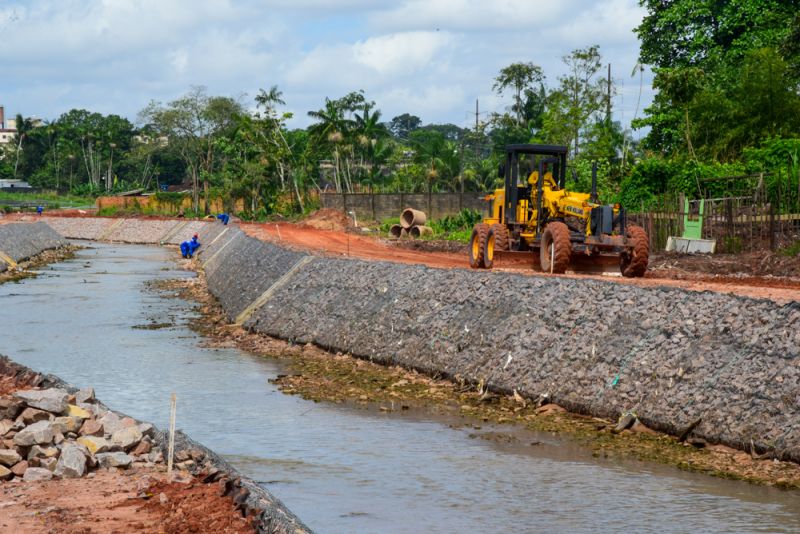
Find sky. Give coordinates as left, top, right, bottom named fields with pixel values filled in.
left=0, top=0, right=654, bottom=134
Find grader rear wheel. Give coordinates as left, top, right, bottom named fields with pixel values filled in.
left=539, top=221, right=571, bottom=273
left=620, top=224, right=649, bottom=277
left=469, top=223, right=490, bottom=268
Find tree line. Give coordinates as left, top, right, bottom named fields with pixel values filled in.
left=2, top=0, right=799, bottom=217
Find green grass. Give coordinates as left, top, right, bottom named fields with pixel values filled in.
left=780, top=241, right=800, bottom=257
left=0, top=190, right=94, bottom=209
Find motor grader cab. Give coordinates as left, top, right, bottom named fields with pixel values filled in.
left=469, top=144, right=649, bottom=277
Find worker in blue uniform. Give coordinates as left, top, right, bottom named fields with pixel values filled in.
left=216, top=213, right=230, bottom=225
left=180, top=234, right=201, bottom=258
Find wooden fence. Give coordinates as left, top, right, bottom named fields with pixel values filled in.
left=629, top=196, right=800, bottom=253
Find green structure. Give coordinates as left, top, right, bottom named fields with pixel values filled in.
left=683, top=198, right=704, bottom=240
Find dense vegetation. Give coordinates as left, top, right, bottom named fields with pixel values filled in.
left=1, top=0, right=798, bottom=218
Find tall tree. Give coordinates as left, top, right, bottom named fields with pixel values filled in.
left=540, top=46, right=608, bottom=157
left=389, top=113, right=422, bottom=140
left=492, top=62, right=545, bottom=126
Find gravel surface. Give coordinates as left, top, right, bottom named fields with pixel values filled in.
left=42, top=216, right=116, bottom=240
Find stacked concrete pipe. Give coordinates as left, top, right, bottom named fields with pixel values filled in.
left=398, top=208, right=432, bottom=238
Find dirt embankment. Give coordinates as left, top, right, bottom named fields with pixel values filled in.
left=0, top=358, right=263, bottom=534
left=162, top=271, right=800, bottom=490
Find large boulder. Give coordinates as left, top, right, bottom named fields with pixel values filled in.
left=79, top=419, right=103, bottom=437
left=0, top=398, right=24, bottom=420
left=76, top=436, right=111, bottom=455
left=23, top=467, right=53, bottom=482
left=110, top=426, right=142, bottom=452
left=13, top=389, right=69, bottom=414
left=75, top=388, right=95, bottom=404
left=0, top=465, right=11, bottom=481
left=27, top=445, right=59, bottom=461
left=66, top=405, right=91, bottom=419
left=17, top=407, right=50, bottom=425
left=13, top=420, right=56, bottom=447
left=0, top=419, right=13, bottom=436
left=54, top=443, right=87, bottom=478
left=0, top=448, right=22, bottom=467
left=95, top=452, right=133, bottom=469
left=11, top=460, right=28, bottom=477
left=52, top=416, right=83, bottom=435
left=98, top=412, right=123, bottom=436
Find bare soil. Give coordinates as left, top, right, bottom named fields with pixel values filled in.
left=0, top=469, right=255, bottom=534
left=162, top=271, right=800, bottom=490
left=298, top=208, right=352, bottom=232
left=240, top=222, right=800, bottom=302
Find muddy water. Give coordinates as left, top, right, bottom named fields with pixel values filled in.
left=2, top=243, right=799, bottom=533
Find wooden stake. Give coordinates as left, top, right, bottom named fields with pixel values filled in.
left=167, top=393, right=177, bottom=476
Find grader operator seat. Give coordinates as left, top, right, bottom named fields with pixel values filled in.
left=500, top=144, right=567, bottom=230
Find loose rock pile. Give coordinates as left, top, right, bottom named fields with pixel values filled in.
left=0, top=387, right=162, bottom=482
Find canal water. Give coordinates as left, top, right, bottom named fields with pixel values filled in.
left=1, top=243, right=798, bottom=533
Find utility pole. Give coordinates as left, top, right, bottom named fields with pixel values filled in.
left=474, top=99, right=480, bottom=162
left=606, top=63, right=612, bottom=126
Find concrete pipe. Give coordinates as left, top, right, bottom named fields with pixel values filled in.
left=409, top=225, right=433, bottom=238
left=389, top=224, right=403, bottom=238
left=400, top=208, right=427, bottom=229
left=400, top=228, right=410, bottom=238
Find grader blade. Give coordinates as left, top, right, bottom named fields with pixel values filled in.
left=492, top=250, right=622, bottom=275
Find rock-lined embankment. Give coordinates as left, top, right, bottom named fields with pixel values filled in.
left=33, top=217, right=800, bottom=463
left=192, top=226, right=800, bottom=464
left=0, top=355, right=310, bottom=533
left=0, top=222, right=66, bottom=272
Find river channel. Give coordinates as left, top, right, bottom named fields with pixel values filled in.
left=1, top=243, right=798, bottom=533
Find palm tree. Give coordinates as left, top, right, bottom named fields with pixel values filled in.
left=255, top=85, right=286, bottom=117
left=354, top=107, right=390, bottom=179
left=308, top=99, right=353, bottom=192
left=13, top=114, right=34, bottom=179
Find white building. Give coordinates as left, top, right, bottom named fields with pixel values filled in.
left=0, top=106, right=16, bottom=145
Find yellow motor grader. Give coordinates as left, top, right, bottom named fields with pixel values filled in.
left=469, top=144, right=649, bottom=277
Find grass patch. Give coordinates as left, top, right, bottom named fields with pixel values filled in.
left=780, top=241, right=800, bottom=257
left=0, top=191, right=94, bottom=209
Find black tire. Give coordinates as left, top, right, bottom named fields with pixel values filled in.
left=489, top=224, right=509, bottom=251
left=620, top=225, right=649, bottom=277
left=469, top=223, right=490, bottom=268
left=539, top=221, right=572, bottom=273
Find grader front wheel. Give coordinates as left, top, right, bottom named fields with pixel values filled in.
left=469, top=223, right=490, bottom=268
left=540, top=221, right=571, bottom=273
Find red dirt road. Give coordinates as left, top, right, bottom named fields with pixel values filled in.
left=4, top=212, right=798, bottom=302
left=241, top=222, right=800, bottom=303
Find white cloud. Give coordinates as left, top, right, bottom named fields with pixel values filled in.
left=369, top=0, right=572, bottom=31
left=353, top=31, right=453, bottom=75
left=0, top=0, right=653, bottom=133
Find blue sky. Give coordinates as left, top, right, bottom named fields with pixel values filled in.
left=0, top=0, right=654, bottom=136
